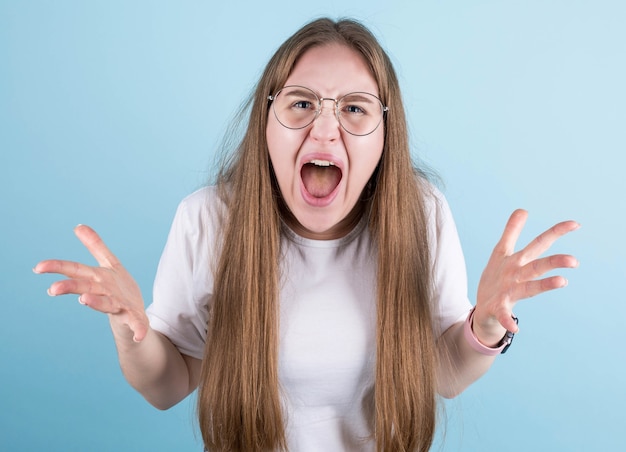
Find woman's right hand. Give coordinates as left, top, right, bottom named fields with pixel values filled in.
left=34, top=224, right=149, bottom=343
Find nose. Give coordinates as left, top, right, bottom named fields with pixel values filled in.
left=310, top=99, right=341, bottom=141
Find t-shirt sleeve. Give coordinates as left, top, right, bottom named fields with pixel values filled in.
left=426, top=187, right=472, bottom=337
left=145, top=188, right=216, bottom=360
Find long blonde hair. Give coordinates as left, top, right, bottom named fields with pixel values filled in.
left=198, top=18, right=437, bottom=452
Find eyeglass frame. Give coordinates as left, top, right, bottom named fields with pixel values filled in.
left=267, top=85, right=389, bottom=137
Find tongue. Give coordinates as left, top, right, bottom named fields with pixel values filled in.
left=301, top=163, right=342, bottom=198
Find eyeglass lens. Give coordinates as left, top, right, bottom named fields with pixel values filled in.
left=271, top=86, right=385, bottom=136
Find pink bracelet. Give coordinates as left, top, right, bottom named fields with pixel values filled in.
left=463, top=307, right=513, bottom=356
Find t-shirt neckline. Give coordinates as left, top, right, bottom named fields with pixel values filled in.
left=281, top=215, right=368, bottom=249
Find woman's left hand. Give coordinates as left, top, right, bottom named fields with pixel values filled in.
left=472, top=209, right=580, bottom=346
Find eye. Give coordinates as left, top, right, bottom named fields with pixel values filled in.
left=339, top=94, right=376, bottom=117
left=343, top=104, right=366, bottom=115
left=293, top=100, right=313, bottom=110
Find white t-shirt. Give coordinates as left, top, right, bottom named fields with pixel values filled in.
left=146, top=185, right=471, bottom=451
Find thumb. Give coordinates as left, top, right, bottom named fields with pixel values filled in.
left=131, top=321, right=149, bottom=343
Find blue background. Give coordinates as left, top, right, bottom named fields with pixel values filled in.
left=2, top=1, right=624, bottom=450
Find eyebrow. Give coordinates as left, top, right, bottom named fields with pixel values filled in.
left=340, top=93, right=377, bottom=103
left=282, top=88, right=318, bottom=98
left=281, top=87, right=379, bottom=103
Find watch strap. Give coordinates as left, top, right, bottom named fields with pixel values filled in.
left=463, top=307, right=518, bottom=355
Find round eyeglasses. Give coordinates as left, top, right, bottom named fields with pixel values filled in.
left=268, top=85, right=389, bottom=136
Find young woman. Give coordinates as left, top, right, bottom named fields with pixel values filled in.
left=35, top=18, right=579, bottom=452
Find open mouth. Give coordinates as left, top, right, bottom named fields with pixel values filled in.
left=300, top=159, right=342, bottom=199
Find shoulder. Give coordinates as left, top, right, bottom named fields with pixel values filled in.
left=416, top=178, right=463, bottom=260
left=418, top=178, right=452, bottom=227
left=173, top=185, right=226, bottom=227
left=163, top=185, right=227, bottom=259
left=177, top=185, right=222, bottom=213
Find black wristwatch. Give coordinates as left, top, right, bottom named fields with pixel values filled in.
left=499, top=315, right=518, bottom=354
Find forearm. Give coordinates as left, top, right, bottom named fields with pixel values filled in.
left=435, top=320, right=498, bottom=398
left=110, top=319, right=198, bottom=410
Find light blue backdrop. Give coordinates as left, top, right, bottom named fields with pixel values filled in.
left=2, top=1, right=624, bottom=450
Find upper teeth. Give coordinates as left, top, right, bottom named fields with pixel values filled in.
left=309, top=159, right=334, bottom=167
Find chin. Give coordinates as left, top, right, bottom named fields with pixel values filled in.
left=293, top=208, right=357, bottom=240
left=300, top=216, right=340, bottom=234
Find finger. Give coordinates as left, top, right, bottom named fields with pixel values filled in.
left=497, top=311, right=520, bottom=334
left=129, top=314, right=149, bottom=342
left=79, top=293, right=122, bottom=314
left=519, top=220, right=580, bottom=262
left=494, top=209, right=528, bottom=256
left=74, top=224, right=120, bottom=268
left=513, top=275, right=569, bottom=300
left=47, top=278, right=105, bottom=297
left=34, top=259, right=98, bottom=279
left=518, top=254, right=579, bottom=281
left=80, top=294, right=149, bottom=342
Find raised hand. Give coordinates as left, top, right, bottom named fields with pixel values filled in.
left=473, top=209, right=580, bottom=345
left=34, top=225, right=149, bottom=342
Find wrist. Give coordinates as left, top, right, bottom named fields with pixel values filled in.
left=108, top=313, right=149, bottom=346
left=472, top=311, right=506, bottom=347
left=463, top=307, right=518, bottom=355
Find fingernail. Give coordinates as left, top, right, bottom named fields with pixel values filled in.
left=47, top=288, right=56, bottom=297
left=32, top=267, right=40, bottom=274
left=78, top=295, right=86, bottom=305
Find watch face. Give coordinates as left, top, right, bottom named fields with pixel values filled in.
left=500, top=316, right=518, bottom=354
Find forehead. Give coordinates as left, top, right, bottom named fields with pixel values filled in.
left=284, top=43, right=379, bottom=96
